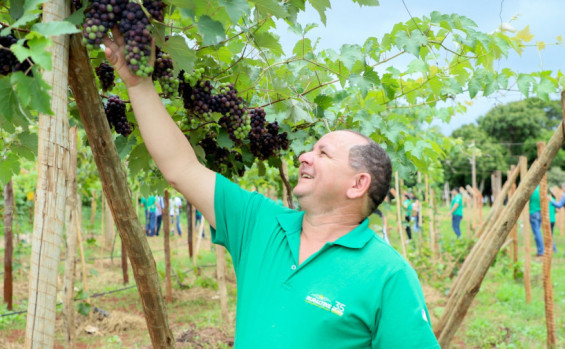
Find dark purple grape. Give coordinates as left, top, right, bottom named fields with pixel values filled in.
left=105, top=95, right=133, bottom=137
left=95, top=62, right=115, bottom=91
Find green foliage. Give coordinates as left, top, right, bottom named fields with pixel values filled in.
left=77, top=301, right=93, bottom=316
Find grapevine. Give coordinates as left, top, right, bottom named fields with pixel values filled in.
left=153, top=47, right=179, bottom=99
left=0, top=31, right=33, bottom=76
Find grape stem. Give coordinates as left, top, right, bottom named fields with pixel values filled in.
left=278, top=162, right=295, bottom=209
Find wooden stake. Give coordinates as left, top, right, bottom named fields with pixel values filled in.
left=69, top=33, right=174, bottom=347
left=163, top=190, right=172, bottom=302
left=4, top=180, right=14, bottom=310
left=90, top=191, right=96, bottom=227
left=394, top=172, right=407, bottom=258
left=435, top=119, right=565, bottom=348
left=519, top=156, right=532, bottom=303
left=76, top=210, right=88, bottom=292
left=216, top=245, right=229, bottom=323
left=507, top=166, right=518, bottom=279
left=63, top=126, right=79, bottom=349
left=537, top=142, right=556, bottom=348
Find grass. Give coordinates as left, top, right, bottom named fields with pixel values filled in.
left=2, top=200, right=565, bottom=348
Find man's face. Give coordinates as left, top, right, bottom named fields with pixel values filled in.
left=293, top=131, right=368, bottom=209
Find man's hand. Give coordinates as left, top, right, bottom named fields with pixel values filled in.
left=104, top=26, right=153, bottom=89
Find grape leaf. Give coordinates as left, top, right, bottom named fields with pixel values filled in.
left=534, top=77, right=556, bottom=102
left=217, top=129, right=235, bottom=150
left=164, top=36, right=196, bottom=75
left=12, top=70, right=53, bottom=115
left=197, top=15, right=227, bottom=46
left=0, top=77, right=21, bottom=122
left=218, top=0, right=250, bottom=23
left=252, top=32, right=284, bottom=56
left=308, top=0, right=331, bottom=25
left=395, top=30, right=427, bottom=56
left=314, top=94, right=333, bottom=109
left=31, top=21, right=81, bottom=37
left=12, top=34, right=52, bottom=70
left=10, top=0, right=24, bottom=20
left=339, top=44, right=363, bottom=71
left=352, top=0, right=379, bottom=6
left=516, top=74, right=535, bottom=97
left=251, top=0, right=288, bottom=19
left=65, top=7, right=85, bottom=25
left=0, top=154, right=20, bottom=186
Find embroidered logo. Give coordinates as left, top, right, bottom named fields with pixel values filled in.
left=305, top=293, right=346, bottom=316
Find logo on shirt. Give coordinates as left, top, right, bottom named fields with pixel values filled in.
left=305, top=293, right=346, bottom=317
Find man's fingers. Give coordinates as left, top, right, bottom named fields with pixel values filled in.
left=111, top=25, right=125, bottom=46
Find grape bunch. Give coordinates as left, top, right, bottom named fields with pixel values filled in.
left=117, top=2, right=154, bottom=77
left=95, top=62, right=115, bottom=91
left=153, top=47, right=179, bottom=98
left=81, top=0, right=127, bottom=49
left=248, top=108, right=289, bottom=160
left=143, top=0, right=166, bottom=22
left=72, top=0, right=82, bottom=10
left=104, top=95, right=133, bottom=136
left=0, top=31, right=32, bottom=76
left=199, top=137, right=245, bottom=177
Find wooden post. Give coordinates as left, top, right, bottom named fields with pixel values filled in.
left=192, top=211, right=200, bottom=266
left=435, top=119, right=565, bottom=348
left=100, top=196, right=105, bottom=252
left=105, top=196, right=114, bottom=251
left=460, top=187, right=471, bottom=236
left=163, top=191, right=172, bottom=302
left=216, top=245, right=229, bottom=323
left=537, top=142, right=556, bottom=348
left=444, top=182, right=450, bottom=206
left=90, top=191, right=97, bottom=227
left=394, top=172, right=407, bottom=258
left=75, top=212, right=88, bottom=292
left=69, top=33, right=174, bottom=347
left=520, top=156, right=532, bottom=303
left=26, top=0, right=70, bottom=346
left=187, top=203, right=193, bottom=258
left=63, top=126, right=79, bottom=349
left=4, top=180, right=14, bottom=310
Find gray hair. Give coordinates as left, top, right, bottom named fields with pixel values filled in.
left=346, top=131, right=392, bottom=215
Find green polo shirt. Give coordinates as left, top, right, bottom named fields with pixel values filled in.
left=451, top=193, right=463, bottom=217
left=212, top=174, right=439, bottom=349
left=549, top=195, right=555, bottom=223
left=403, top=199, right=412, bottom=216
left=146, top=196, right=156, bottom=213
left=529, top=186, right=540, bottom=214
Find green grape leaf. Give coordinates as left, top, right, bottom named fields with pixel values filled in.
left=352, top=0, right=379, bottom=6
left=217, top=129, right=235, bottom=149
left=197, top=15, right=227, bottom=46
left=0, top=154, right=20, bottom=186
left=308, top=0, right=331, bottom=25
left=164, top=36, right=196, bottom=75
left=395, top=29, right=427, bottom=56
left=314, top=94, right=333, bottom=109
left=252, top=32, right=284, bottom=56
left=292, top=38, right=312, bottom=57
left=534, top=77, right=556, bottom=101
left=218, top=0, right=250, bottom=23
left=339, top=44, right=363, bottom=71
left=516, top=74, right=535, bottom=97
left=251, top=0, right=288, bottom=19
left=286, top=99, right=313, bottom=123
left=65, top=7, right=86, bottom=25
left=12, top=70, right=53, bottom=115
left=10, top=0, right=24, bottom=20
left=31, top=21, right=81, bottom=37
left=0, top=77, right=21, bottom=121
left=12, top=34, right=52, bottom=70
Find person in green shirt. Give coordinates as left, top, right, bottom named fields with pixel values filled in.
left=402, top=193, right=413, bottom=240
left=449, top=188, right=464, bottom=238
left=529, top=186, right=544, bottom=256
left=103, top=31, right=440, bottom=348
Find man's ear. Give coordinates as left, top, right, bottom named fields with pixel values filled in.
left=347, top=173, right=371, bottom=200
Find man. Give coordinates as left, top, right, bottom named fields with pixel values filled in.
left=104, top=29, right=439, bottom=348
left=155, top=195, right=164, bottom=236
left=170, top=195, right=183, bottom=236
left=402, top=193, right=412, bottom=240
left=449, top=187, right=463, bottom=238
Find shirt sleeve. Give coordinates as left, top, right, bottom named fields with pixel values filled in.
left=212, top=173, right=277, bottom=270
left=551, top=194, right=565, bottom=208
left=372, top=266, right=440, bottom=349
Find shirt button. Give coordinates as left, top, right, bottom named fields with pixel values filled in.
left=291, top=265, right=297, bottom=270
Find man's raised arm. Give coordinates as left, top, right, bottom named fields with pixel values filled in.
left=104, top=28, right=216, bottom=228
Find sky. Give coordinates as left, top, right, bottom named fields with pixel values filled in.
left=274, top=0, right=565, bottom=135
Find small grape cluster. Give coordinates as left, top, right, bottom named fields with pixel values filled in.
left=0, top=31, right=32, bottom=76
left=81, top=0, right=127, bottom=49
left=248, top=108, right=289, bottom=160
left=72, top=0, right=82, bottom=10
left=95, top=62, right=115, bottom=91
left=199, top=137, right=245, bottom=177
left=153, top=47, right=179, bottom=98
left=143, top=0, right=166, bottom=22
left=118, top=2, right=153, bottom=77
left=105, top=95, right=133, bottom=136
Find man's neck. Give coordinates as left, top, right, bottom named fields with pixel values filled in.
left=301, top=210, right=364, bottom=243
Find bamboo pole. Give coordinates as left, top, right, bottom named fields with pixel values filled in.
left=216, top=245, right=229, bottom=323
left=520, top=156, right=532, bottom=303
left=435, top=120, right=565, bottom=348
left=75, top=210, right=88, bottom=292
left=394, top=172, right=407, bottom=258
left=63, top=126, right=78, bottom=349
left=69, top=33, right=174, bottom=347
left=25, top=0, right=70, bottom=345
left=429, top=189, right=436, bottom=256
left=4, top=180, right=14, bottom=310
left=537, top=142, right=556, bottom=348
left=90, top=191, right=97, bottom=227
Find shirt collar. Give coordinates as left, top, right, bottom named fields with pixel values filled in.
left=276, top=211, right=374, bottom=249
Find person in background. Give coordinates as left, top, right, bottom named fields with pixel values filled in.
left=449, top=188, right=463, bottom=238
left=529, top=186, right=544, bottom=257
left=411, top=194, right=420, bottom=234
left=155, top=195, right=164, bottom=236
left=146, top=195, right=157, bottom=237
left=170, top=195, right=183, bottom=236
left=140, top=196, right=149, bottom=235
left=373, top=208, right=389, bottom=244
left=402, top=193, right=412, bottom=240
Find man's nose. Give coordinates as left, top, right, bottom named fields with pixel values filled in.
left=299, top=151, right=313, bottom=164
